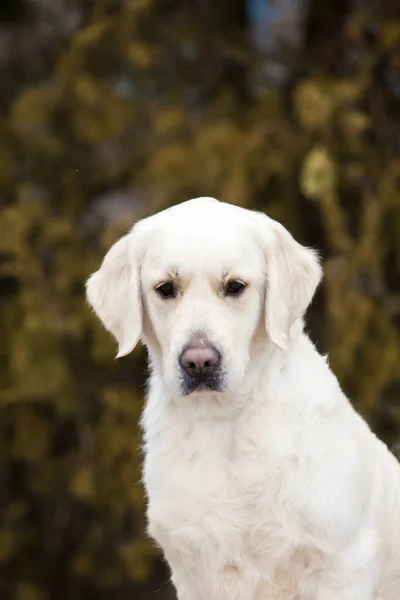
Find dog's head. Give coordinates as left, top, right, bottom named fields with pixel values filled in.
left=86, top=197, right=321, bottom=398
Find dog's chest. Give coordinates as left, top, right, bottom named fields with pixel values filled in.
left=144, top=408, right=301, bottom=577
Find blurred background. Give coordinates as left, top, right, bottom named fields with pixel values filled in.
left=0, top=0, right=400, bottom=598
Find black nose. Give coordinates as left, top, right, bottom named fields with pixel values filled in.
left=179, top=343, right=220, bottom=376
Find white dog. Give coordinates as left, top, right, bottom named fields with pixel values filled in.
left=86, top=197, right=400, bottom=600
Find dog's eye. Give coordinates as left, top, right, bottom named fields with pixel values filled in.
left=156, top=282, right=176, bottom=299
left=225, top=280, right=246, bottom=297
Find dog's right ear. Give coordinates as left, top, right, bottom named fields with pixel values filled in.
left=86, top=234, right=142, bottom=358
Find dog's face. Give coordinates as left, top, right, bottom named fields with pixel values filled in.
left=86, top=198, right=321, bottom=398
left=138, top=205, right=267, bottom=396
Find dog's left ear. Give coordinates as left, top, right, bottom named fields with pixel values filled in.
left=257, top=215, right=322, bottom=351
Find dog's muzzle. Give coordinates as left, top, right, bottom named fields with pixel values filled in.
left=178, top=342, right=223, bottom=395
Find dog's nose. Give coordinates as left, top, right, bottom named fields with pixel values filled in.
left=180, top=344, right=220, bottom=376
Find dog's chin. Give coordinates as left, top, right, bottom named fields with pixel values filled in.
left=179, top=373, right=225, bottom=397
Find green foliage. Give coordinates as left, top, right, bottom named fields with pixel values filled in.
left=0, top=0, right=400, bottom=597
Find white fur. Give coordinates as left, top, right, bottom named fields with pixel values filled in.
left=86, top=197, right=400, bottom=600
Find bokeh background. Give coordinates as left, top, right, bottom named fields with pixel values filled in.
left=0, top=0, right=400, bottom=598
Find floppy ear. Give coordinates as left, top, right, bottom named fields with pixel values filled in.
left=86, top=234, right=142, bottom=358
left=263, top=220, right=322, bottom=351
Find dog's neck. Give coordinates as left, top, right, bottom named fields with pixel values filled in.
left=232, top=319, right=316, bottom=401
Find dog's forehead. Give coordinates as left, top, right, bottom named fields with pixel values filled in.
left=139, top=200, right=265, bottom=278
left=152, top=198, right=247, bottom=228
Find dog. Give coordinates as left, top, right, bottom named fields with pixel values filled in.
left=86, top=197, right=400, bottom=599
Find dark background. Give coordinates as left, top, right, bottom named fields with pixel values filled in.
left=0, top=0, right=399, bottom=598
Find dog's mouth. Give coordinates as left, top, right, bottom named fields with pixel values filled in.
left=179, top=372, right=225, bottom=396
